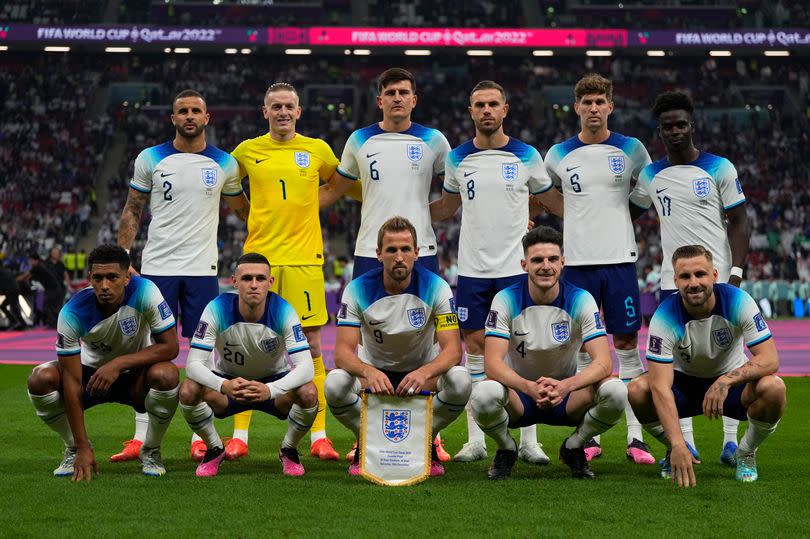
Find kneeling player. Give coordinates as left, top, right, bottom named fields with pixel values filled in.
left=180, top=253, right=318, bottom=477
left=471, top=226, right=626, bottom=480
left=628, top=245, right=786, bottom=486
left=325, top=217, right=471, bottom=476
left=27, top=245, right=180, bottom=480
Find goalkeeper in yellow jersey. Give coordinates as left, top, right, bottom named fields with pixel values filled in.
left=224, top=83, right=343, bottom=461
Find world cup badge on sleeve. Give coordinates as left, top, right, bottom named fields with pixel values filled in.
left=502, top=162, right=519, bottom=182
left=294, top=151, right=310, bottom=168
left=692, top=177, right=711, bottom=198
left=408, top=307, right=426, bottom=328
left=551, top=321, right=570, bottom=343
left=712, top=328, right=732, bottom=348
left=406, top=143, right=423, bottom=162
left=119, top=316, right=139, bottom=337
left=608, top=155, right=626, bottom=175
left=383, top=409, right=411, bottom=442
left=201, top=168, right=218, bottom=188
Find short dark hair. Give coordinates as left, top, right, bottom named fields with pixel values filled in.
left=87, top=244, right=130, bottom=271
left=264, top=82, right=299, bottom=103
left=236, top=252, right=271, bottom=269
left=522, top=226, right=563, bottom=253
left=470, top=80, right=506, bottom=102
left=377, top=216, right=418, bottom=250
left=378, top=68, right=415, bottom=94
left=574, top=73, right=613, bottom=102
left=653, top=91, right=694, bottom=118
left=174, top=89, right=206, bottom=108
left=672, top=244, right=713, bottom=266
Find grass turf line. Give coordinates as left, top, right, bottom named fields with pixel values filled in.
left=1, top=365, right=808, bottom=538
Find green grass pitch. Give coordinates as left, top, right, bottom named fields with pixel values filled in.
left=1, top=364, right=808, bottom=538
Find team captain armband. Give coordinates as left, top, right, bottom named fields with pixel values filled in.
left=434, top=313, right=459, bottom=332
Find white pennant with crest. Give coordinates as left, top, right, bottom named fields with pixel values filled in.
left=360, top=391, right=433, bottom=486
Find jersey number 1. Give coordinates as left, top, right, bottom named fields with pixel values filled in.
left=279, top=179, right=287, bottom=200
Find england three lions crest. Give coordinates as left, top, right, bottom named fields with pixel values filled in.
left=119, top=316, right=138, bottom=337
left=608, top=155, right=625, bottom=175
left=408, top=307, right=426, bottom=328
left=201, top=168, right=218, bottom=188
left=406, top=143, right=423, bottom=162
left=294, top=151, right=310, bottom=168
left=692, top=177, right=711, bottom=198
left=383, top=409, right=410, bottom=443
left=713, top=328, right=732, bottom=348
left=502, top=162, right=519, bottom=182
left=260, top=337, right=279, bottom=353
left=551, top=321, right=570, bottom=343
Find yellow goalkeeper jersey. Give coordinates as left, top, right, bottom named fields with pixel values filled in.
left=232, top=133, right=339, bottom=265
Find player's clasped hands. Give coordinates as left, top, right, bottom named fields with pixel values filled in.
left=223, top=377, right=270, bottom=403
left=533, top=376, right=570, bottom=408
left=670, top=443, right=698, bottom=488
left=361, top=366, right=396, bottom=395
left=702, top=381, right=729, bottom=420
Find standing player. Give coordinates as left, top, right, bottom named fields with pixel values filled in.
left=325, top=217, right=471, bottom=476
left=318, top=68, right=454, bottom=460
left=27, top=245, right=179, bottom=480
left=180, top=253, right=318, bottom=477
left=471, top=226, right=627, bottom=480
left=230, top=83, right=340, bottom=461
left=628, top=245, right=785, bottom=485
left=630, top=91, right=751, bottom=466
left=430, top=80, right=564, bottom=464
left=116, top=89, right=249, bottom=463
left=543, top=74, right=654, bottom=464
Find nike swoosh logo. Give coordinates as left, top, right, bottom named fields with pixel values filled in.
left=514, top=331, right=529, bottom=336
left=626, top=320, right=638, bottom=327
left=566, top=166, right=581, bottom=172
left=656, top=187, right=668, bottom=194
left=369, top=320, right=384, bottom=326
left=256, top=158, right=270, bottom=164
left=366, top=152, right=380, bottom=158
left=225, top=342, right=240, bottom=347
left=677, top=345, right=690, bottom=350
left=302, top=314, right=317, bottom=321
left=160, top=172, right=175, bottom=178
left=463, top=171, right=476, bottom=177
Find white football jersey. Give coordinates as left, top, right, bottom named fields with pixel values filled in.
left=630, top=151, right=746, bottom=289
left=130, top=142, right=243, bottom=276
left=337, top=123, right=451, bottom=258
left=545, top=132, right=651, bottom=265
left=56, top=276, right=176, bottom=369
left=336, top=266, right=457, bottom=373
left=444, top=138, right=553, bottom=278
left=646, top=284, right=771, bottom=378
left=187, top=292, right=313, bottom=395
left=485, top=277, right=606, bottom=381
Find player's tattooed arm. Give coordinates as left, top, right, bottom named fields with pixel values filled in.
left=715, top=337, right=779, bottom=388
left=224, top=192, right=250, bottom=222
left=118, top=188, right=149, bottom=248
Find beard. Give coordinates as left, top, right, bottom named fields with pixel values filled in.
left=475, top=117, right=503, bottom=136
left=681, top=285, right=712, bottom=307
left=175, top=122, right=205, bottom=139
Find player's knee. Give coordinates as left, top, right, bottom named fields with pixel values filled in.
left=178, top=379, right=204, bottom=405
left=756, top=375, right=787, bottom=408
left=597, top=377, right=627, bottom=410
left=324, top=369, right=354, bottom=405
left=626, top=376, right=651, bottom=408
left=147, top=362, right=179, bottom=390
left=294, top=382, right=319, bottom=408
left=27, top=363, right=60, bottom=395
left=470, top=379, right=505, bottom=416
left=440, top=366, right=472, bottom=404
